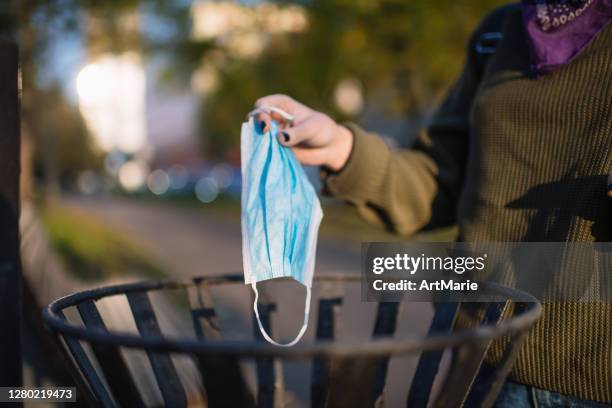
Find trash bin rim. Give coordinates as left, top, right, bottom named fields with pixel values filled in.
left=43, top=274, right=542, bottom=359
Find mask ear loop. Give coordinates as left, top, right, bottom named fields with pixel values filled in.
left=251, top=282, right=311, bottom=347
left=246, top=106, right=295, bottom=127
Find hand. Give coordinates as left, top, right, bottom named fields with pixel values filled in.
left=254, top=94, right=353, bottom=172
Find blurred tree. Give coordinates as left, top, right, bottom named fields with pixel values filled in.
left=189, top=0, right=508, bottom=157
left=7, top=0, right=139, bottom=198
left=7, top=0, right=509, bottom=176
left=29, top=85, right=103, bottom=189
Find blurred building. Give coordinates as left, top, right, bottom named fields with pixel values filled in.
left=76, top=8, right=206, bottom=192
left=145, top=60, right=203, bottom=170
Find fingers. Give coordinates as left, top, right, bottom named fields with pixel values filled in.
left=256, top=94, right=310, bottom=119
left=254, top=95, right=297, bottom=132
left=255, top=94, right=296, bottom=112
left=254, top=94, right=315, bottom=134
left=255, top=110, right=292, bottom=133
left=255, top=111, right=272, bottom=132
left=276, top=116, right=318, bottom=147
left=269, top=110, right=293, bottom=130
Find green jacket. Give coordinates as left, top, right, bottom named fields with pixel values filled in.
left=323, top=5, right=612, bottom=403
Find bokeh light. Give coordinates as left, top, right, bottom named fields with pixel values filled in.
left=195, top=177, right=219, bottom=203
left=76, top=53, right=147, bottom=154
left=168, top=165, right=190, bottom=190
left=118, top=160, right=148, bottom=191
left=77, top=170, right=99, bottom=195
left=334, top=78, right=364, bottom=116
left=210, top=163, right=233, bottom=190
left=147, top=169, right=170, bottom=195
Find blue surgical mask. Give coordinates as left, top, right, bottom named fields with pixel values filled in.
left=241, top=117, right=323, bottom=346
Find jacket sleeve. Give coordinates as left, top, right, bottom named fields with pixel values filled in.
left=321, top=23, right=487, bottom=236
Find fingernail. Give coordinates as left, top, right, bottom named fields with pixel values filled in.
left=259, top=121, right=266, bottom=131
left=282, top=132, right=290, bottom=143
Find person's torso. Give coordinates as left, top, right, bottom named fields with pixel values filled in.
left=453, top=8, right=612, bottom=403
left=458, top=8, right=612, bottom=242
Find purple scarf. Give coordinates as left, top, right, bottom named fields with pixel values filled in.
left=522, top=0, right=612, bottom=74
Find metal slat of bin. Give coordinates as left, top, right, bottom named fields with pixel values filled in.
left=324, top=302, right=399, bottom=408
left=126, top=292, right=188, bottom=407
left=467, top=302, right=530, bottom=408
left=311, top=283, right=343, bottom=408
left=432, top=340, right=491, bottom=408
left=464, top=302, right=509, bottom=406
left=252, top=289, right=282, bottom=408
left=433, top=301, right=509, bottom=408
left=189, top=283, right=255, bottom=408
left=193, top=348, right=254, bottom=408
left=370, top=302, right=399, bottom=405
left=77, top=300, right=145, bottom=408
left=189, top=283, right=221, bottom=339
left=57, top=310, right=114, bottom=407
left=485, top=333, right=528, bottom=408
left=406, top=302, right=459, bottom=407
left=325, top=356, right=381, bottom=408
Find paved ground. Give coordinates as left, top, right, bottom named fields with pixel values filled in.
left=60, top=195, right=360, bottom=279
left=57, top=195, right=433, bottom=407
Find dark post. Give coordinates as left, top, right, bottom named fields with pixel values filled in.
left=0, top=38, right=22, bottom=390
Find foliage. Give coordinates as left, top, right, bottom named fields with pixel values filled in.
left=8, top=0, right=107, bottom=188
left=42, top=203, right=165, bottom=281
left=8, top=0, right=508, bottom=162
left=196, top=0, right=508, bottom=156
left=28, top=86, right=103, bottom=183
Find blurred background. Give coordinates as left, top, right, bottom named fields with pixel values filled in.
left=3, top=0, right=506, bottom=399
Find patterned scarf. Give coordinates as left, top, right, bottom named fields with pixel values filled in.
left=522, top=0, right=612, bottom=74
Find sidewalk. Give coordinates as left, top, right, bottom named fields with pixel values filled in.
left=58, top=195, right=361, bottom=279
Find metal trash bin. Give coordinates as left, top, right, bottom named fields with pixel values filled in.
left=43, top=274, right=541, bottom=408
